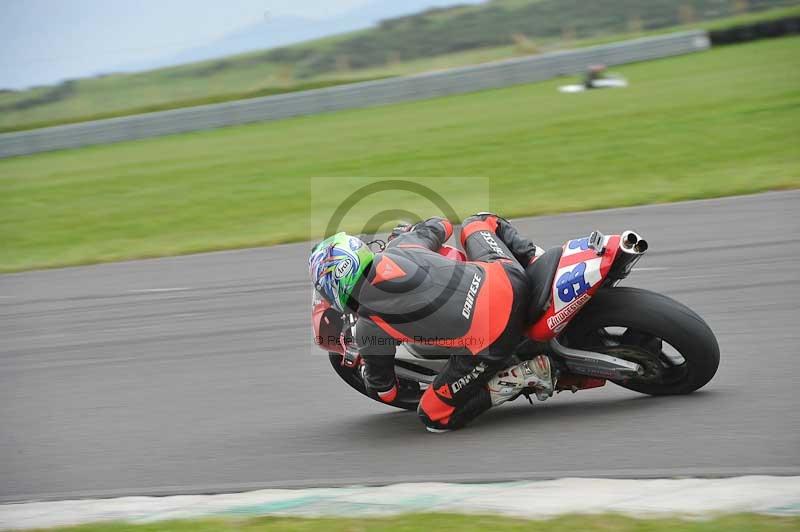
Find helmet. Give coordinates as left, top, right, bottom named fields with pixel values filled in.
left=308, top=232, right=374, bottom=313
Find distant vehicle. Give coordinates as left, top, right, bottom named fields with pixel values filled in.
left=559, top=74, right=628, bottom=93
left=314, top=230, right=720, bottom=411
left=559, top=64, right=628, bottom=93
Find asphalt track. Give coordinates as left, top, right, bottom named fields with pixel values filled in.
left=1, top=191, right=798, bottom=503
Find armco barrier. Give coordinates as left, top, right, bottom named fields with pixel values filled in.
left=0, top=31, right=710, bottom=158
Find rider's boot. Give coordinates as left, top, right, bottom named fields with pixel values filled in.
left=487, top=355, right=554, bottom=406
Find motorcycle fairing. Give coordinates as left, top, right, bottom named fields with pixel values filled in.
left=526, top=233, right=622, bottom=342
left=312, top=290, right=345, bottom=354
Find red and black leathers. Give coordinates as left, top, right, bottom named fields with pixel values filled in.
left=352, top=214, right=539, bottom=429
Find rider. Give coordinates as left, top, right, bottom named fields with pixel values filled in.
left=584, top=64, right=607, bottom=89
left=308, top=214, right=554, bottom=432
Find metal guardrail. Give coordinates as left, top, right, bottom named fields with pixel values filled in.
left=0, top=31, right=710, bottom=158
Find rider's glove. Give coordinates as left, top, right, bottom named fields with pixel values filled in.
left=388, top=221, right=414, bottom=241
left=339, top=334, right=361, bottom=368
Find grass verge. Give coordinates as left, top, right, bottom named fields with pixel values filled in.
left=1, top=37, right=799, bottom=273
left=21, top=513, right=800, bottom=532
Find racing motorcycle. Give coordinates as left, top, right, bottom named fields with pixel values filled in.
left=312, top=230, right=720, bottom=410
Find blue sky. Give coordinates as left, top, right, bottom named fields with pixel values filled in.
left=1, top=0, right=478, bottom=90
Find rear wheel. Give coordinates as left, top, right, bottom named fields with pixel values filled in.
left=562, top=287, right=719, bottom=395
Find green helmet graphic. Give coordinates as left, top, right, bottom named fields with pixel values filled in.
left=308, top=232, right=374, bottom=312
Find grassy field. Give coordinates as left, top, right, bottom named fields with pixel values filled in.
left=1, top=5, right=798, bottom=132
left=24, top=513, right=800, bottom=531
left=1, top=37, right=799, bottom=272
left=325, top=5, right=800, bottom=81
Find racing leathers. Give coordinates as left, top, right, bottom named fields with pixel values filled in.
left=351, top=214, right=540, bottom=430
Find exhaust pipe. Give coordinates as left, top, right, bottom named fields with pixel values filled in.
left=620, top=230, right=648, bottom=255
left=608, top=230, right=648, bottom=283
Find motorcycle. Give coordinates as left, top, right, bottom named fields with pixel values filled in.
left=312, top=230, right=720, bottom=411
left=558, top=74, right=629, bottom=93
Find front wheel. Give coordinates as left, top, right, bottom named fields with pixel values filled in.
left=562, top=287, right=720, bottom=395
left=328, top=353, right=420, bottom=411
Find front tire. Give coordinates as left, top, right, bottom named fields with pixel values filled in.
left=563, top=287, right=720, bottom=395
left=328, top=353, right=419, bottom=411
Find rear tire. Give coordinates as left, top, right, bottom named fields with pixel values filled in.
left=563, top=287, right=720, bottom=395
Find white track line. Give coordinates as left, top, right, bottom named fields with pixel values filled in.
left=126, top=287, right=191, bottom=294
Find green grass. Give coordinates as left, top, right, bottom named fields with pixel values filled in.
left=20, top=513, right=800, bottom=532
left=1, top=5, right=798, bottom=132
left=342, top=4, right=800, bottom=81
left=1, top=37, right=799, bottom=272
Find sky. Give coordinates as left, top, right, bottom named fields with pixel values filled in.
left=0, top=0, right=475, bottom=90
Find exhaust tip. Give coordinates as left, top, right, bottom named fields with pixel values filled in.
left=621, top=231, right=647, bottom=254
